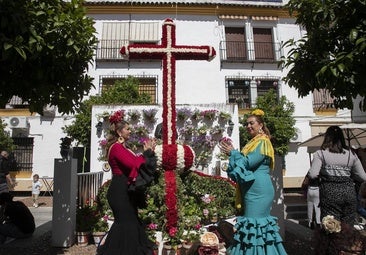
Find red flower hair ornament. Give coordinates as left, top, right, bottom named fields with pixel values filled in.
left=109, top=110, right=125, bottom=125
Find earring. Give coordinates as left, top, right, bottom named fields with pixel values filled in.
left=258, top=128, right=264, bottom=134
left=118, top=136, right=124, bottom=143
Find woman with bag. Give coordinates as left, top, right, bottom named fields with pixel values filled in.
left=308, top=126, right=366, bottom=226
left=97, top=110, right=157, bottom=255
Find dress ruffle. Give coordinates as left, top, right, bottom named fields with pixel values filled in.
left=228, top=150, right=255, bottom=183
left=227, top=216, right=287, bottom=255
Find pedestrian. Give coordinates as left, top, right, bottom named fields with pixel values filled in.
left=31, top=174, right=42, bottom=208
left=0, top=192, right=35, bottom=244
left=308, top=125, right=366, bottom=226
left=97, top=110, right=157, bottom=255
left=0, top=151, right=15, bottom=194
left=219, top=109, right=287, bottom=255
left=304, top=171, right=321, bottom=229
left=356, top=181, right=366, bottom=227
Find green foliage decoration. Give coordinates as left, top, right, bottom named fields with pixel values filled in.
left=63, top=77, right=152, bottom=147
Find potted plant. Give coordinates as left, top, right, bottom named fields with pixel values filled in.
left=142, top=108, right=158, bottom=123
left=162, top=226, right=184, bottom=254
left=76, top=203, right=98, bottom=246
left=176, top=107, right=192, bottom=121
left=191, top=108, right=203, bottom=121
left=127, top=109, right=142, bottom=122
left=91, top=216, right=109, bottom=246
left=218, top=111, right=231, bottom=121
left=201, top=109, right=218, bottom=121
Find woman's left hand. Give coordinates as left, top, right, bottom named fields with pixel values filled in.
left=143, top=138, right=156, bottom=151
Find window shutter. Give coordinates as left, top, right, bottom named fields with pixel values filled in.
left=129, top=22, right=160, bottom=42
left=102, top=22, right=130, bottom=40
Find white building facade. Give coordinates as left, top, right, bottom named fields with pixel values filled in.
left=1, top=0, right=354, bottom=190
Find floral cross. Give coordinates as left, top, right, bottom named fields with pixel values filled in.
left=120, top=19, right=216, bottom=241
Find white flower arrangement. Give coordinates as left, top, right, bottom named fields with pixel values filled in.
left=322, top=215, right=341, bottom=234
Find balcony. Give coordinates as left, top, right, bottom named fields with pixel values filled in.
left=96, top=39, right=129, bottom=61
left=96, top=39, right=162, bottom=62
left=219, top=41, right=282, bottom=63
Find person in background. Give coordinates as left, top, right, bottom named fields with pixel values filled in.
left=0, top=151, right=15, bottom=193
left=305, top=171, right=321, bottom=229
left=219, top=109, right=287, bottom=255
left=308, top=126, right=366, bottom=226
left=97, top=110, right=157, bottom=255
left=356, top=181, right=366, bottom=230
left=0, top=192, right=35, bottom=244
left=31, top=174, right=42, bottom=208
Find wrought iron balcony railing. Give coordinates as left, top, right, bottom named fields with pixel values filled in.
left=219, top=40, right=282, bottom=63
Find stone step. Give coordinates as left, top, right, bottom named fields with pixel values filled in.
left=284, top=190, right=308, bottom=222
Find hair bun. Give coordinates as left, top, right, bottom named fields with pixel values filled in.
left=251, top=109, right=265, bottom=116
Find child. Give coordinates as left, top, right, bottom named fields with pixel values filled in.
left=32, top=174, right=42, bottom=208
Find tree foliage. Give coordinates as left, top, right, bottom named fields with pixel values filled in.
left=239, top=90, right=296, bottom=156
left=0, top=121, right=15, bottom=152
left=0, top=0, right=97, bottom=114
left=63, top=77, right=152, bottom=147
left=282, top=0, right=366, bottom=110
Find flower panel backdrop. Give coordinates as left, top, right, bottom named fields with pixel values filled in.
left=94, top=106, right=236, bottom=246
left=96, top=107, right=233, bottom=168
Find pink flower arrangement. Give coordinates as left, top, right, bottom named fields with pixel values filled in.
left=201, top=109, right=218, bottom=120
left=99, top=139, right=107, bottom=147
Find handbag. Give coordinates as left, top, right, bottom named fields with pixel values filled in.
left=128, top=150, right=157, bottom=208
left=128, top=166, right=155, bottom=192
left=128, top=167, right=156, bottom=208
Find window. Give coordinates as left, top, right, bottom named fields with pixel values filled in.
left=226, top=78, right=251, bottom=109
left=7, top=96, right=29, bottom=108
left=224, top=27, right=247, bottom=60
left=221, top=22, right=281, bottom=62
left=12, top=137, right=34, bottom=172
left=256, top=80, right=279, bottom=98
left=97, top=22, right=160, bottom=61
left=312, top=89, right=335, bottom=110
left=100, top=75, right=158, bottom=104
left=225, top=77, right=280, bottom=109
left=253, top=28, right=274, bottom=60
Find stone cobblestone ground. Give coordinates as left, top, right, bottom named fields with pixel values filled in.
left=0, top=196, right=314, bottom=255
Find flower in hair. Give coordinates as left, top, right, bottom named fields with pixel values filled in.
left=251, top=109, right=265, bottom=116
left=322, top=215, right=341, bottom=234
left=109, top=110, right=125, bottom=124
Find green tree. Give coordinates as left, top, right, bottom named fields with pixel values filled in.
left=0, top=120, right=15, bottom=152
left=0, top=0, right=97, bottom=114
left=282, top=0, right=366, bottom=110
left=239, top=90, right=296, bottom=156
left=63, top=76, right=152, bottom=147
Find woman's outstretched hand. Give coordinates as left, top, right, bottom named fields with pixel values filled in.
left=219, top=138, right=234, bottom=156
